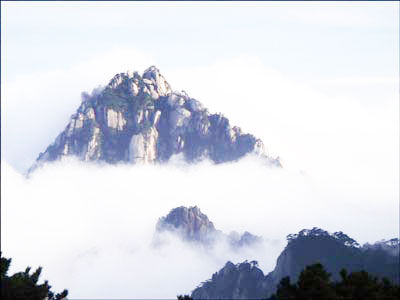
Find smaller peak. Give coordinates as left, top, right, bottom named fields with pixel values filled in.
left=143, top=65, right=161, bottom=79
left=372, top=238, right=399, bottom=248
left=145, top=65, right=159, bottom=72
left=173, top=205, right=188, bottom=211
left=249, top=260, right=259, bottom=268
left=189, top=205, right=200, bottom=212
left=107, top=72, right=131, bottom=88
left=385, top=238, right=400, bottom=246
left=224, top=261, right=235, bottom=268
left=142, top=65, right=172, bottom=97
left=124, top=70, right=140, bottom=79
left=362, top=238, right=399, bottom=256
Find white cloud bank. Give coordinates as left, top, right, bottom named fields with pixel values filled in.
left=1, top=154, right=398, bottom=298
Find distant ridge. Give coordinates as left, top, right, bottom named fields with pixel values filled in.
left=191, top=227, right=399, bottom=299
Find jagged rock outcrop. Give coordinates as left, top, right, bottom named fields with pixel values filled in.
left=155, top=206, right=262, bottom=248
left=190, top=227, right=399, bottom=299
left=30, top=66, right=281, bottom=171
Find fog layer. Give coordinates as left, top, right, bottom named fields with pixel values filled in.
left=1, top=155, right=397, bottom=298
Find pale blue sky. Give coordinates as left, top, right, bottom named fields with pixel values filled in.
left=1, top=1, right=399, bottom=173
left=2, top=1, right=398, bottom=81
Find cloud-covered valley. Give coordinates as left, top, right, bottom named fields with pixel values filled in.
left=1, top=154, right=397, bottom=298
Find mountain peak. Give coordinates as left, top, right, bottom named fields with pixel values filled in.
left=30, top=66, right=281, bottom=172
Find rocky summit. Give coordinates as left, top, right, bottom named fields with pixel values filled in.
left=156, top=206, right=218, bottom=244
left=30, top=66, right=281, bottom=171
left=155, top=206, right=262, bottom=247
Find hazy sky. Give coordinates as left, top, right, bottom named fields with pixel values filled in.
left=1, top=1, right=399, bottom=298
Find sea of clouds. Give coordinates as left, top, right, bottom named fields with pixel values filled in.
left=2, top=152, right=398, bottom=298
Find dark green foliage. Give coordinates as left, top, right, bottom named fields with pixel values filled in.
left=362, top=247, right=400, bottom=284
left=1, top=253, right=68, bottom=300
left=275, top=277, right=298, bottom=300
left=177, top=295, right=193, bottom=300
left=272, top=263, right=400, bottom=300
left=335, top=269, right=400, bottom=300
left=296, top=263, right=336, bottom=300
left=101, top=87, right=131, bottom=110
left=130, top=91, right=155, bottom=113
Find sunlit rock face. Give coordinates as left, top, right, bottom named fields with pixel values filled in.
left=191, top=227, right=400, bottom=299
left=30, top=66, right=281, bottom=171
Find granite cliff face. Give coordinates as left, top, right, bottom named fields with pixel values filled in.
left=155, top=206, right=262, bottom=247
left=31, top=66, right=280, bottom=171
left=191, top=227, right=399, bottom=299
